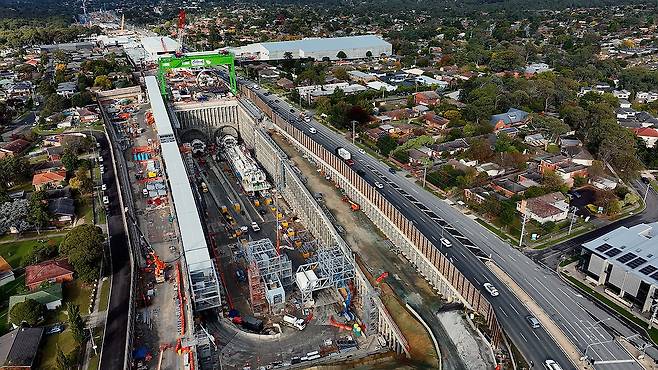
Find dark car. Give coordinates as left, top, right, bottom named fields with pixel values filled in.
left=642, top=177, right=651, bottom=184
left=388, top=167, right=397, bottom=174
left=290, top=108, right=295, bottom=113
left=356, top=169, right=365, bottom=176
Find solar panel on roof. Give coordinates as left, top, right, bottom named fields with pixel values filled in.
left=605, top=248, right=622, bottom=257
left=595, top=243, right=613, bottom=253
left=617, top=253, right=637, bottom=263
left=639, top=265, right=658, bottom=275
left=627, top=258, right=648, bottom=269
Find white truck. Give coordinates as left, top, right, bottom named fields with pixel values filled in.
left=335, top=147, right=354, bottom=165
left=282, top=315, right=306, bottom=331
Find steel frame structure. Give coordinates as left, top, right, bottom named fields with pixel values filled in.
left=157, top=52, right=237, bottom=96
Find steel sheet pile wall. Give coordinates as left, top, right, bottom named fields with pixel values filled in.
left=242, top=86, right=503, bottom=347
left=236, top=99, right=409, bottom=357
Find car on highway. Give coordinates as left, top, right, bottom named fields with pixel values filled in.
left=483, top=282, right=499, bottom=297
left=374, top=181, right=384, bottom=189
left=304, top=117, right=311, bottom=122
left=100, top=165, right=105, bottom=174
left=642, top=176, right=651, bottom=184
left=308, top=127, right=317, bottom=134
left=251, top=222, right=261, bottom=232
left=388, top=167, right=396, bottom=174
left=440, top=237, right=452, bottom=247
left=274, top=99, right=280, bottom=103
left=101, top=184, right=107, bottom=191
left=102, top=195, right=109, bottom=205
left=290, top=108, right=295, bottom=113
left=356, top=169, right=365, bottom=176
left=543, top=359, right=563, bottom=370
left=358, top=148, right=366, bottom=154
left=526, top=315, right=541, bottom=329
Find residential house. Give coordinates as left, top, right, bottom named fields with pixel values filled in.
left=0, top=256, right=14, bottom=287
left=464, top=186, right=508, bottom=204
left=414, top=91, right=440, bottom=106
left=636, top=91, right=658, bottom=104
left=75, top=107, right=99, bottom=124
left=408, top=148, right=430, bottom=165
left=591, top=177, right=618, bottom=190
left=423, top=112, right=449, bottom=131
left=619, top=99, right=632, bottom=109
left=379, top=124, right=396, bottom=134
left=25, top=259, right=74, bottom=291
left=383, top=108, right=413, bottom=121
left=32, top=170, right=66, bottom=191
left=45, top=146, right=64, bottom=161
left=8, top=284, right=63, bottom=314
left=613, top=90, right=631, bottom=99
left=489, top=108, right=530, bottom=131
left=477, top=162, right=505, bottom=177
left=365, top=127, right=386, bottom=141
left=0, top=327, right=44, bottom=369
left=524, top=133, right=548, bottom=147
left=540, top=155, right=588, bottom=187
left=517, top=192, right=570, bottom=223
left=632, top=127, right=658, bottom=148
left=0, top=139, right=30, bottom=159
left=276, top=78, right=295, bottom=90
left=412, top=105, right=430, bottom=115
left=524, top=63, right=552, bottom=76
left=48, top=197, right=75, bottom=226
left=348, top=70, right=378, bottom=83
left=366, top=81, right=397, bottom=92
left=491, top=178, right=527, bottom=198
left=56, top=81, right=77, bottom=97
left=432, top=138, right=469, bottom=156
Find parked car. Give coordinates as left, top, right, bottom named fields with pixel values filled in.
left=102, top=196, right=109, bottom=205
left=46, top=324, right=65, bottom=335
left=101, top=184, right=107, bottom=191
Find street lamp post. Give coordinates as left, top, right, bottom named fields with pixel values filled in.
left=643, top=181, right=651, bottom=203
left=351, top=120, right=357, bottom=145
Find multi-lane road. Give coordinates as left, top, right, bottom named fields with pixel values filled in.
left=237, top=78, right=650, bottom=369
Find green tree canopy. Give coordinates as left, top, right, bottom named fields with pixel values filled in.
left=60, top=224, right=105, bottom=282
left=9, top=299, right=45, bottom=326
left=377, top=135, right=397, bottom=156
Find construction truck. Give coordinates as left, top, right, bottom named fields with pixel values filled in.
left=335, top=147, right=354, bottom=166
left=283, top=315, right=306, bottom=331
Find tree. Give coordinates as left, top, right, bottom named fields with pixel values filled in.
left=56, top=346, right=76, bottom=370
left=377, top=135, right=397, bottom=156
left=93, top=75, right=112, bottom=90
left=365, top=50, right=373, bottom=58
left=70, top=168, right=93, bottom=194
left=28, top=190, right=50, bottom=231
left=22, top=240, right=58, bottom=266
left=61, top=148, right=78, bottom=171
left=67, top=303, right=86, bottom=344
left=9, top=299, right=45, bottom=326
left=498, top=202, right=516, bottom=227
left=333, top=67, right=349, bottom=81
left=336, top=50, right=347, bottom=59
left=71, top=91, right=92, bottom=108
left=60, top=224, right=105, bottom=282
left=465, top=138, right=493, bottom=162
left=542, top=170, right=567, bottom=193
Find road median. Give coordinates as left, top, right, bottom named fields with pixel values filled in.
left=485, top=261, right=584, bottom=369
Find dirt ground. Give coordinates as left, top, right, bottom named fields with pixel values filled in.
left=272, top=132, right=441, bottom=369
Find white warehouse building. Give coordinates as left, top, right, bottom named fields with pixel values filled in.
left=230, top=35, right=392, bottom=61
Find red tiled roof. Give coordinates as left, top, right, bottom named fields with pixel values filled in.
left=32, top=170, right=66, bottom=186
left=25, top=259, right=73, bottom=287
left=632, top=127, right=658, bottom=138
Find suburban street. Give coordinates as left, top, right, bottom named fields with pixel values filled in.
left=238, top=77, right=649, bottom=369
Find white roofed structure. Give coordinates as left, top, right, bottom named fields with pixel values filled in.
left=145, top=76, right=221, bottom=311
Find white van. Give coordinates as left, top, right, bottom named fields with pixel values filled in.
left=308, top=127, right=317, bottom=134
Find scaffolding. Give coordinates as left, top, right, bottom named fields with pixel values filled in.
left=245, top=239, right=292, bottom=313
left=295, top=243, right=355, bottom=307
left=247, top=260, right=267, bottom=315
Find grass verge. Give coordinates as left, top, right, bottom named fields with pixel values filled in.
left=39, top=329, right=77, bottom=370
left=98, top=278, right=110, bottom=312
left=0, top=236, right=64, bottom=268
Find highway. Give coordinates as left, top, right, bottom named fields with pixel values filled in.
left=94, top=132, right=131, bottom=370
left=236, top=78, right=646, bottom=369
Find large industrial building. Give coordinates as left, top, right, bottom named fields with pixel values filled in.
left=580, top=222, right=658, bottom=313
left=229, top=35, right=392, bottom=61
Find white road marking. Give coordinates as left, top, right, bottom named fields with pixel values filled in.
left=499, top=307, right=509, bottom=317
left=519, top=332, right=528, bottom=342
left=509, top=304, right=520, bottom=316
left=532, top=331, right=540, bottom=341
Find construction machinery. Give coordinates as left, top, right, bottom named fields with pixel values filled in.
left=342, top=196, right=360, bottom=211
left=146, top=251, right=167, bottom=283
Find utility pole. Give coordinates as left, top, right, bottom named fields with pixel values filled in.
left=351, top=120, right=357, bottom=145
left=519, top=211, right=528, bottom=247
left=422, top=160, right=429, bottom=188
left=568, top=206, right=578, bottom=235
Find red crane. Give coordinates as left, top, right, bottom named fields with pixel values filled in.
left=177, top=9, right=186, bottom=52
